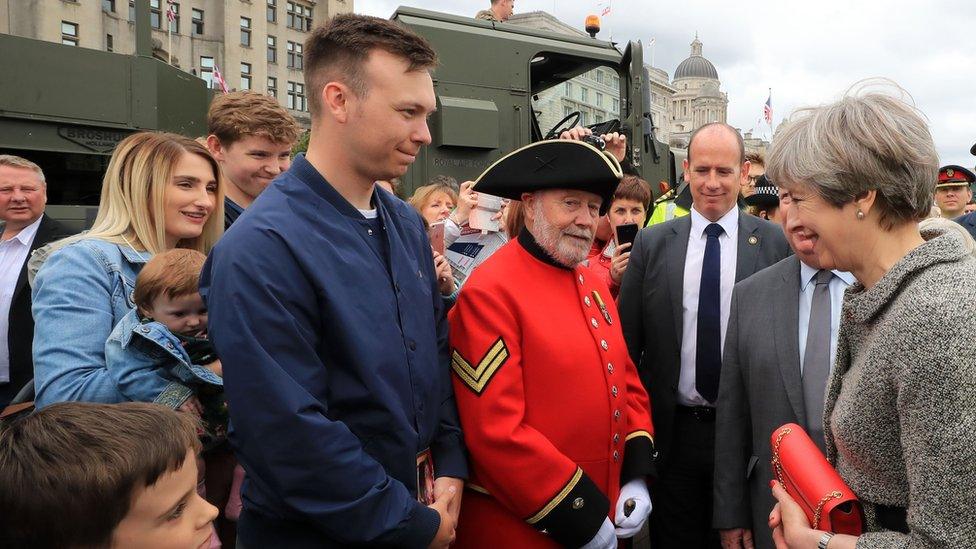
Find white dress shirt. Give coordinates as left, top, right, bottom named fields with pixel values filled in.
left=798, top=262, right=855, bottom=374
left=679, top=206, right=739, bottom=406
left=0, top=215, right=44, bottom=383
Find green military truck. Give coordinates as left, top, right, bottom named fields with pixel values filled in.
left=392, top=7, right=677, bottom=198
left=0, top=0, right=209, bottom=232
left=0, top=5, right=675, bottom=232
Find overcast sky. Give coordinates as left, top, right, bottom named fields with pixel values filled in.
left=356, top=0, right=975, bottom=167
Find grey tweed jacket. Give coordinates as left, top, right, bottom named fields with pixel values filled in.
left=824, top=230, right=976, bottom=549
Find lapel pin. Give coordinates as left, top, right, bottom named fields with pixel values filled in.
left=748, top=235, right=759, bottom=246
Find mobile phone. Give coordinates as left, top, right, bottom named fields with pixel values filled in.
left=616, top=223, right=639, bottom=248
left=429, top=221, right=446, bottom=255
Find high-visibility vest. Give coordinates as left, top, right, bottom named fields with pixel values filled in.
left=647, top=200, right=689, bottom=226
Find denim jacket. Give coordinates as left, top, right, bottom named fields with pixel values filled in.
left=31, top=238, right=150, bottom=408
left=105, top=309, right=223, bottom=408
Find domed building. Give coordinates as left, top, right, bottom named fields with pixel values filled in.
left=668, top=36, right=728, bottom=148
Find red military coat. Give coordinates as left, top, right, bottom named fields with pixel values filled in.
left=448, top=231, right=655, bottom=548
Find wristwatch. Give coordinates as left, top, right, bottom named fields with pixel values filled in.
left=818, top=532, right=835, bottom=549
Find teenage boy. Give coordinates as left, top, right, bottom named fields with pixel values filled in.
left=205, top=90, right=302, bottom=228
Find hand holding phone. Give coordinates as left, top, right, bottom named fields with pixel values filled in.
left=429, top=222, right=446, bottom=255
left=615, top=223, right=639, bottom=248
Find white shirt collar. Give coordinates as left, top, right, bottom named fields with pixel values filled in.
left=1, top=215, right=43, bottom=247
left=690, top=205, right=739, bottom=239
left=799, top=260, right=856, bottom=291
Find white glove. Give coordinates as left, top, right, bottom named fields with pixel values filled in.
left=614, top=478, right=652, bottom=538
left=580, top=517, right=618, bottom=549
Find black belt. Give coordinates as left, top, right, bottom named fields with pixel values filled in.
left=676, top=405, right=716, bottom=422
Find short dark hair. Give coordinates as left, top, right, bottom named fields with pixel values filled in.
left=0, top=402, right=201, bottom=548
left=612, top=175, right=652, bottom=210
left=304, top=14, right=437, bottom=117
left=745, top=151, right=765, bottom=168
left=687, top=123, right=746, bottom=164
left=427, top=174, right=459, bottom=193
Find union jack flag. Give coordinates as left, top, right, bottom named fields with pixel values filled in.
left=166, top=0, right=177, bottom=22
left=213, top=63, right=229, bottom=93
left=601, top=2, right=611, bottom=16
left=763, top=92, right=773, bottom=125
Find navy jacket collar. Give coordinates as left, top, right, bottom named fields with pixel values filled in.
left=291, top=153, right=388, bottom=220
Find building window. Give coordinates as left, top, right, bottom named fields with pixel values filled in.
left=106, top=34, right=114, bottom=51
left=596, top=92, right=603, bottom=107
left=267, top=0, right=277, bottom=22
left=103, top=0, right=115, bottom=13
left=191, top=8, right=203, bottom=35
left=129, top=1, right=134, bottom=20
left=563, top=105, right=572, bottom=118
left=267, top=36, right=277, bottom=63
left=612, top=98, right=619, bottom=113
left=596, top=112, right=605, bottom=124
left=61, top=21, right=79, bottom=46
left=240, top=17, right=251, bottom=46
left=200, top=56, right=214, bottom=89
left=241, top=63, right=252, bottom=90
left=149, top=0, right=162, bottom=30
left=565, top=82, right=572, bottom=95
left=287, top=81, right=306, bottom=111
left=580, top=87, right=588, bottom=102
left=612, top=75, right=620, bottom=88
left=287, top=2, right=313, bottom=31
left=268, top=77, right=278, bottom=98
left=596, top=71, right=603, bottom=84
left=580, top=111, right=588, bottom=125
left=167, top=2, right=179, bottom=33
left=287, top=41, right=303, bottom=70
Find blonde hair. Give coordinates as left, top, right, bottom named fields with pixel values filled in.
left=58, top=132, right=224, bottom=255
left=408, top=184, right=458, bottom=214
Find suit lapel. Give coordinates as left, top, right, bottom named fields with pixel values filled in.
left=666, top=216, right=691, bottom=342
left=12, top=215, right=55, bottom=302
left=735, top=215, right=761, bottom=282
left=774, top=256, right=806, bottom=424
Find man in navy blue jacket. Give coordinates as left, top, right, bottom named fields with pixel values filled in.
left=200, top=15, right=466, bottom=548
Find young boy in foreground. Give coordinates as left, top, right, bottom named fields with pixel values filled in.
left=0, top=401, right=218, bottom=548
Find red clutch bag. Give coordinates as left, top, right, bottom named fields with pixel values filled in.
left=770, top=423, right=864, bottom=535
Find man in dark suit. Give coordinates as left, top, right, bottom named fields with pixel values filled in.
left=0, top=155, right=71, bottom=408
left=618, top=123, right=790, bottom=548
left=712, top=189, right=853, bottom=549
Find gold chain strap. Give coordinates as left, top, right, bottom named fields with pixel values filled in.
left=770, top=427, right=792, bottom=487
left=813, top=491, right=843, bottom=529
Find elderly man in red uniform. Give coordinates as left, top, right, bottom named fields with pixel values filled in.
left=449, top=140, right=656, bottom=548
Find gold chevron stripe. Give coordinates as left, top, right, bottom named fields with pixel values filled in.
left=526, top=467, right=584, bottom=524
left=451, top=338, right=509, bottom=395
left=626, top=430, right=654, bottom=443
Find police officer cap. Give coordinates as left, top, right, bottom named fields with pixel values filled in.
left=743, top=174, right=780, bottom=208
left=473, top=140, right=623, bottom=215
left=936, top=165, right=976, bottom=188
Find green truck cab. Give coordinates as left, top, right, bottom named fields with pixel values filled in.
left=392, top=7, right=677, bottom=198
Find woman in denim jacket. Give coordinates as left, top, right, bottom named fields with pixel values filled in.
left=31, top=132, right=224, bottom=408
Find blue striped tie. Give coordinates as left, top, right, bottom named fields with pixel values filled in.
left=696, top=222, right=724, bottom=403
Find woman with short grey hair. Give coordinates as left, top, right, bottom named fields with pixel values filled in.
left=765, top=80, right=976, bottom=548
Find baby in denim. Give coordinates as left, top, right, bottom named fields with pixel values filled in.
left=105, top=249, right=227, bottom=448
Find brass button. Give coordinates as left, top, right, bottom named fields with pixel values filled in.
left=601, top=340, right=608, bottom=350
left=614, top=409, right=621, bottom=420
left=591, top=318, right=599, bottom=328
left=613, top=434, right=620, bottom=443
left=607, top=363, right=614, bottom=374
left=572, top=497, right=585, bottom=509
left=578, top=274, right=584, bottom=284
left=613, top=451, right=619, bottom=462
left=611, top=386, right=618, bottom=397
left=584, top=296, right=592, bottom=307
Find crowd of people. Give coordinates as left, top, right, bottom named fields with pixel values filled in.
left=0, top=9, right=974, bottom=549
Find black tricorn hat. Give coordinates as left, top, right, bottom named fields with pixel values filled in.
left=473, top=140, right=624, bottom=215
left=971, top=142, right=976, bottom=156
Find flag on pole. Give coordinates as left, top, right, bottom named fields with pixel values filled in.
left=599, top=0, right=611, bottom=17
left=213, top=64, right=229, bottom=93
left=763, top=91, right=773, bottom=125
left=166, top=0, right=177, bottom=22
